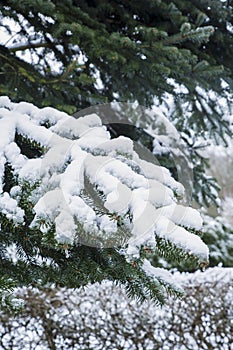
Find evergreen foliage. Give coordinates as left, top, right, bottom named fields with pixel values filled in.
left=0, top=98, right=208, bottom=308
left=0, top=0, right=232, bottom=208
left=0, top=1, right=232, bottom=118
left=0, top=1, right=233, bottom=307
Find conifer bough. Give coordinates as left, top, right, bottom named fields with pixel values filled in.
left=0, top=97, right=209, bottom=307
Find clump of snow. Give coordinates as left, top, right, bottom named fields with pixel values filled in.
left=139, top=159, right=185, bottom=197
left=0, top=97, right=209, bottom=271
left=156, top=203, right=203, bottom=230
left=0, top=96, right=12, bottom=109
left=142, top=258, right=184, bottom=293
left=0, top=192, right=24, bottom=224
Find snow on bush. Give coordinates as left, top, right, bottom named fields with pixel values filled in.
left=0, top=267, right=232, bottom=350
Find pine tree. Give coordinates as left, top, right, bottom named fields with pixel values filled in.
left=0, top=1, right=232, bottom=307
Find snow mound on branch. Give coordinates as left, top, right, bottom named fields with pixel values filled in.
left=0, top=97, right=208, bottom=269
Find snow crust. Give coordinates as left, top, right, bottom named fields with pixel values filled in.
left=0, top=97, right=209, bottom=269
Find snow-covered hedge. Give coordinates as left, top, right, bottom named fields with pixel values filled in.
left=0, top=267, right=232, bottom=350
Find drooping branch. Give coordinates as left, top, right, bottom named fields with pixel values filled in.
left=8, top=41, right=57, bottom=53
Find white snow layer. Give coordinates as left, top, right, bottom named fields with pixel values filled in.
left=0, top=97, right=209, bottom=265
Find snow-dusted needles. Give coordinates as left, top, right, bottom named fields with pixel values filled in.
left=0, top=97, right=209, bottom=273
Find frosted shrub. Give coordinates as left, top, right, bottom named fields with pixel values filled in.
left=0, top=268, right=232, bottom=350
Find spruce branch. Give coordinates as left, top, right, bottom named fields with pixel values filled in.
left=163, top=26, right=214, bottom=46
left=0, top=97, right=209, bottom=307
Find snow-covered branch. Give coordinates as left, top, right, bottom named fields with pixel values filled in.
left=0, top=97, right=209, bottom=290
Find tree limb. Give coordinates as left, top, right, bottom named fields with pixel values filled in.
left=8, top=41, right=55, bottom=52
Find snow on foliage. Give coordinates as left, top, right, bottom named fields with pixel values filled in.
left=0, top=97, right=208, bottom=271
left=0, top=267, right=232, bottom=350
